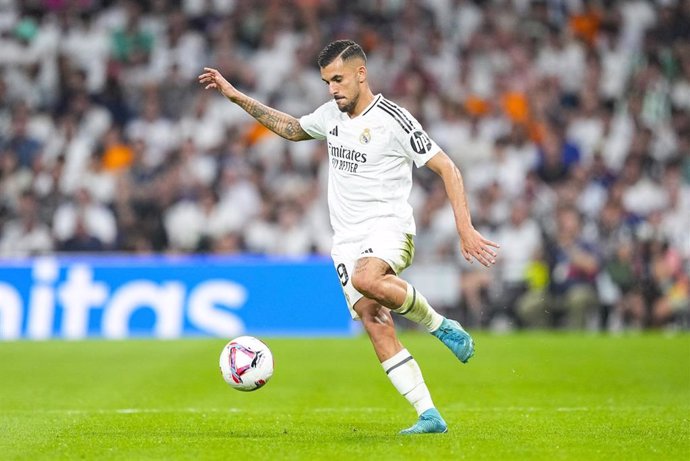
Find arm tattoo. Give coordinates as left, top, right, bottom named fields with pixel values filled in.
left=235, top=96, right=311, bottom=141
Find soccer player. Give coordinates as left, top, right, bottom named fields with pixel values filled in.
left=199, top=40, right=499, bottom=434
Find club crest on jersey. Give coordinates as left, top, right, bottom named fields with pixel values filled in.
left=359, top=128, right=372, bottom=144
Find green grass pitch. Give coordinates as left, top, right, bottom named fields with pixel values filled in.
left=1, top=333, right=689, bottom=460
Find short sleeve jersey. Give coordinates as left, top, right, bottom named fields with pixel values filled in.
left=300, top=94, right=440, bottom=245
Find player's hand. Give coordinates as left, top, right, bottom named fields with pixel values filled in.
left=459, top=227, right=499, bottom=267
left=198, top=67, right=238, bottom=100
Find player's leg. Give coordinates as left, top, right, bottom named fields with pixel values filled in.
left=351, top=254, right=474, bottom=363
left=353, top=297, right=447, bottom=434
left=352, top=256, right=443, bottom=331
left=352, top=296, right=402, bottom=362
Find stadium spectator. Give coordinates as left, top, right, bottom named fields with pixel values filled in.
left=519, top=205, right=601, bottom=329
left=492, top=199, right=543, bottom=327
left=125, top=95, right=177, bottom=168
left=3, top=111, right=42, bottom=169
left=52, top=187, right=117, bottom=250
left=58, top=217, right=106, bottom=253
left=0, top=190, right=53, bottom=257
left=535, top=127, right=582, bottom=184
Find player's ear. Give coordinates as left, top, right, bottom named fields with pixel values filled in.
left=358, top=65, right=367, bottom=83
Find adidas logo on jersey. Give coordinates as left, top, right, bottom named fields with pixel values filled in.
left=361, top=248, right=373, bottom=254
left=329, top=126, right=339, bottom=136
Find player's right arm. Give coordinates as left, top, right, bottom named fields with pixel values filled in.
left=198, top=67, right=312, bottom=142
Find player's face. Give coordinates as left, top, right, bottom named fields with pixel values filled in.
left=320, top=58, right=363, bottom=115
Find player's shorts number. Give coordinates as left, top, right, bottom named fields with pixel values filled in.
left=336, top=263, right=349, bottom=286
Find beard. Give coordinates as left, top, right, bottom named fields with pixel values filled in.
left=335, top=93, right=358, bottom=114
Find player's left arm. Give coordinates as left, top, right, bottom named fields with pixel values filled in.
left=425, top=151, right=500, bottom=267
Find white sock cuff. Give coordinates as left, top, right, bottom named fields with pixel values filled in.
left=428, top=312, right=444, bottom=332
left=381, top=348, right=412, bottom=374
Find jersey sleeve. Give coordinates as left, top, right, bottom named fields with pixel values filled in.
left=299, top=101, right=333, bottom=141
left=391, top=106, right=441, bottom=168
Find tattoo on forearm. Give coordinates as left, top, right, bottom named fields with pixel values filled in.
left=237, top=97, right=309, bottom=141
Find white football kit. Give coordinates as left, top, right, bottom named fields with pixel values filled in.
left=299, top=94, right=441, bottom=316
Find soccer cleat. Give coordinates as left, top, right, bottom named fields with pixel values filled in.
left=432, top=318, right=475, bottom=363
left=399, top=408, right=448, bottom=435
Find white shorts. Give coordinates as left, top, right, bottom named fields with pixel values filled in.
left=331, top=232, right=415, bottom=319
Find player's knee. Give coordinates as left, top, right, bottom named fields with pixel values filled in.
left=351, top=272, right=380, bottom=299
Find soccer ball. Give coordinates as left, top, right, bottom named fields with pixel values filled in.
left=219, top=336, right=274, bottom=392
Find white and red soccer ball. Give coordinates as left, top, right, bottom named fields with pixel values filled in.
left=219, top=336, right=274, bottom=392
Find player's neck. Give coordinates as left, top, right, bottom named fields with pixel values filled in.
left=348, top=88, right=375, bottom=118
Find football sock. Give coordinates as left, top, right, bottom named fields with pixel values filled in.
left=381, top=349, right=434, bottom=416
left=394, top=283, right=444, bottom=332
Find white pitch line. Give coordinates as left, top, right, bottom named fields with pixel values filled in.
left=3, top=408, right=241, bottom=415
left=313, top=407, right=385, bottom=413
left=113, top=408, right=241, bottom=414
left=2, top=405, right=681, bottom=415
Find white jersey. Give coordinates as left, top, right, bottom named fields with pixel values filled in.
left=299, top=94, right=440, bottom=245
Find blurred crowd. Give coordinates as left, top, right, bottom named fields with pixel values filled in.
left=0, top=0, right=688, bottom=330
